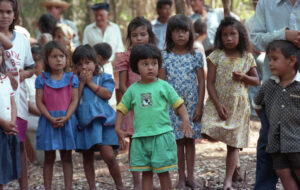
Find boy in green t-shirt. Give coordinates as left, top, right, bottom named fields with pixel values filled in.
left=115, top=44, right=193, bottom=190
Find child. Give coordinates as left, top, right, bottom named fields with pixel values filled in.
left=37, top=13, right=56, bottom=46
left=35, top=41, right=79, bottom=190
left=73, top=44, right=125, bottom=190
left=115, top=44, right=193, bottom=190
left=201, top=17, right=259, bottom=190
left=0, top=44, right=21, bottom=190
left=193, top=18, right=208, bottom=78
left=114, top=16, right=156, bottom=189
left=93, top=42, right=117, bottom=110
left=253, top=40, right=300, bottom=190
left=1, top=1, right=35, bottom=189
left=159, top=14, right=205, bottom=189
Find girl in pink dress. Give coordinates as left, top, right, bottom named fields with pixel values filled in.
left=114, top=16, right=156, bottom=189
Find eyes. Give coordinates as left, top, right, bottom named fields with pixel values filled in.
left=140, top=61, right=157, bottom=67
left=77, top=60, right=94, bottom=67
left=131, top=32, right=148, bottom=38
left=173, top=28, right=188, bottom=34
left=49, top=54, right=65, bottom=59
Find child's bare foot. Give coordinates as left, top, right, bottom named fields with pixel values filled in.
left=186, top=179, right=203, bottom=189
left=223, top=181, right=236, bottom=190
left=175, top=179, right=186, bottom=189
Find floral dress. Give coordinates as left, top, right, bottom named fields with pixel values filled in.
left=162, top=50, right=204, bottom=139
left=201, top=49, right=256, bottom=148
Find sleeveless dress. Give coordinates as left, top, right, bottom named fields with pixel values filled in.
left=75, top=73, right=119, bottom=150
left=35, top=72, right=79, bottom=151
left=162, top=50, right=204, bottom=139
left=201, top=50, right=256, bottom=148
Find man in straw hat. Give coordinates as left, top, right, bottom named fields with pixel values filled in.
left=40, top=0, right=79, bottom=47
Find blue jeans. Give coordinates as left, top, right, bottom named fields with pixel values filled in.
left=254, top=109, right=278, bottom=190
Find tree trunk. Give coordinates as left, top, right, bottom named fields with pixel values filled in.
left=222, top=0, right=230, bottom=17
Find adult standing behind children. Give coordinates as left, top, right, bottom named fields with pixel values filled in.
left=82, top=2, right=124, bottom=61
left=40, top=0, right=79, bottom=47
left=250, top=0, right=300, bottom=189
left=151, top=0, right=172, bottom=50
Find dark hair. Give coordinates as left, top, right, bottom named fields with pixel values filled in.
left=93, top=43, right=112, bottom=61
left=266, top=40, right=300, bottom=71
left=0, top=0, right=19, bottom=31
left=130, top=44, right=162, bottom=74
left=38, top=13, right=57, bottom=34
left=126, top=16, right=156, bottom=49
left=0, top=46, right=5, bottom=73
left=72, top=44, right=102, bottom=76
left=43, top=41, right=69, bottom=72
left=165, top=14, right=194, bottom=54
left=31, top=43, right=43, bottom=55
left=156, top=0, right=172, bottom=9
left=194, top=18, right=207, bottom=35
left=214, top=17, right=250, bottom=54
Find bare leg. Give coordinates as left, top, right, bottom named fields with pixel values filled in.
left=129, top=137, right=141, bottom=190
left=276, top=168, right=298, bottom=190
left=59, top=150, right=73, bottom=190
left=232, top=153, right=243, bottom=182
left=223, top=145, right=239, bottom=190
left=18, top=142, right=28, bottom=190
left=43, top=151, right=56, bottom=190
left=175, top=139, right=186, bottom=189
left=158, top=172, right=172, bottom=190
left=82, top=150, right=96, bottom=190
left=98, top=145, right=124, bottom=190
left=142, top=171, right=153, bottom=190
left=185, top=138, right=202, bottom=188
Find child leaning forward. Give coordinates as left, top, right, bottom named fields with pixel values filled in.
left=115, top=44, right=193, bottom=190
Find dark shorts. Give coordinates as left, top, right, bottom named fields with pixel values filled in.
left=270, top=153, right=300, bottom=170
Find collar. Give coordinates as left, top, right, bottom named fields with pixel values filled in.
left=93, top=21, right=111, bottom=29
left=270, top=72, right=300, bottom=84
left=276, top=0, right=295, bottom=5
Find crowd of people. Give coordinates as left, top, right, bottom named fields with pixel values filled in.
left=1, top=0, right=300, bottom=190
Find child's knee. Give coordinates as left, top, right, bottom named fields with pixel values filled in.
left=44, top=151, right=56, bottom=164
left=60, top=150, right=72, bottom=163
left=276, top=168, right=292, bottom=178
left=103, top=153, right=117, bottom=167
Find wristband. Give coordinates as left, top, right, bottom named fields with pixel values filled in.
left=95, top=85, right=101, bottom=93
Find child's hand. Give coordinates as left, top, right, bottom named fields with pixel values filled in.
left=177, top=120, right=194, bottom=138
left=232, top=71, right=245, bottom=82
left=216, top=103, right=228, bottom=120
left=49, top=117, right=62, bottom=128
left=79, top=71, right=87, bottom=84
left=192, top=106, right=203, bottom=122
left=115, top=129, right=127, bottom=151
left=7, top=72, right=18, bottom=90
left=2, top=121, right=18, bottom=135
left=86, top=71, right=94, bottom=85
left=56, top=116, right=67, bottom=128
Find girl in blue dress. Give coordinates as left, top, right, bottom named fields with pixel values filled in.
left=35, top=41, right=79, bottom=190
left=72, top=45, right=125, bottom=190
left=159, top=14, right=205, bottom=189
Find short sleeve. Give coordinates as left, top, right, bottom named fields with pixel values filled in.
left=35, top=74, right=44, bottom=89
left=72, top=75, right=79, bottom=88
left=195, top=50, right=204, bottom=69
left=100, top=73, right=115, bottom=93
left=253, top=82, right=268, bottom=109
left=207, top=50, right=220, bottom=66
left=113, top=51, right=130, bottom=72
left=161, top=51, right=168, bottom=69
left=247, top=53, right=257, bottom=68
left=117, top=86, right=133, bottom=115
left=23, top=35, right=35, bottom=68
left=164, top=82, right=184, bottom=109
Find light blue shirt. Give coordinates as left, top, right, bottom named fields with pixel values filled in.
left=151, top=19, right=168, bottom=50
left=190, top=10, right=220, bottom=51
left=250, top=0, right=300, bottom=82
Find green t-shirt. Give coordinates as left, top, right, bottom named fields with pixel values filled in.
left=117, top=79, right=184, bottom=138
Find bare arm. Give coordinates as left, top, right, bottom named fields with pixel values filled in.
left=11, top=96, right=16, bottom=124
left=28, top=101, right=40, bottom=116
left=87, top=81, right=112, bottom=100
left=115, top=111, right=126, bottom=150
left=0, top=33, right=12, bottom=49
left=193, top=68, right=205, bottom=122
left=158, top=68, right=167, bottom=80
left=232, top=67, right=260, bottom=86
left=19, top=68, right=34, bottom=83
left=207, top=59, right=228, bottom=120
left=175, top=104, right=194, bottom=138
left=119, top=70, right=128, bottom=94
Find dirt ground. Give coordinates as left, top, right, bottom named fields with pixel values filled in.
left=4, top=119, right=283, bottom=190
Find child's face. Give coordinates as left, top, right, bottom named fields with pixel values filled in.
left=0, top=1, right=14, bottom=30
left=48, top=48, right=66, bottom=72
left=131, top=26, right=149, bottom=47
left=138, top=58, right=159, bottom=83
left=171, top=28, right=189, bottom=48
left=76, top=58, right=96, bottom=75
left=221, top=25, right=239, bottom=50
left=54, top=29, right=69, bottom=47
left=33, top=54, right=44, bottom=75
left=268, top=48, right=295, bottom=77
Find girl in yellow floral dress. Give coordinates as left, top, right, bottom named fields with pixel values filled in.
left=201, top=17, right=259, bottom=190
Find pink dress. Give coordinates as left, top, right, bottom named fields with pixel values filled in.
left=114, top=50, right=140, bottom=135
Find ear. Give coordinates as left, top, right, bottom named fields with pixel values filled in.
left=289, top=55, right=296, bottom=68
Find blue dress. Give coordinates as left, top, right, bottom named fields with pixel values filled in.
left=0, top=128, right=21, bottom=184
left=35, top=72, right=79, bottom=151
left=162, top=50, right=204, bottom=139
left=75, top=73, right=119, bottom=150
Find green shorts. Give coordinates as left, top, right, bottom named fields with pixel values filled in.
left=130, top=131, right=178, bottom=173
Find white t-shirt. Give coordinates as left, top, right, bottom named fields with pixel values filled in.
left=5, top=31, right=35, bottom=120
left=25, top=74, right=39, bottom=130
left=103, top=62, right=117, bottom=110
left=0, top=74, right=14, bottom=122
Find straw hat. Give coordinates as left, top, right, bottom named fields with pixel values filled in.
left=40, top=0, right=70, bottom=10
